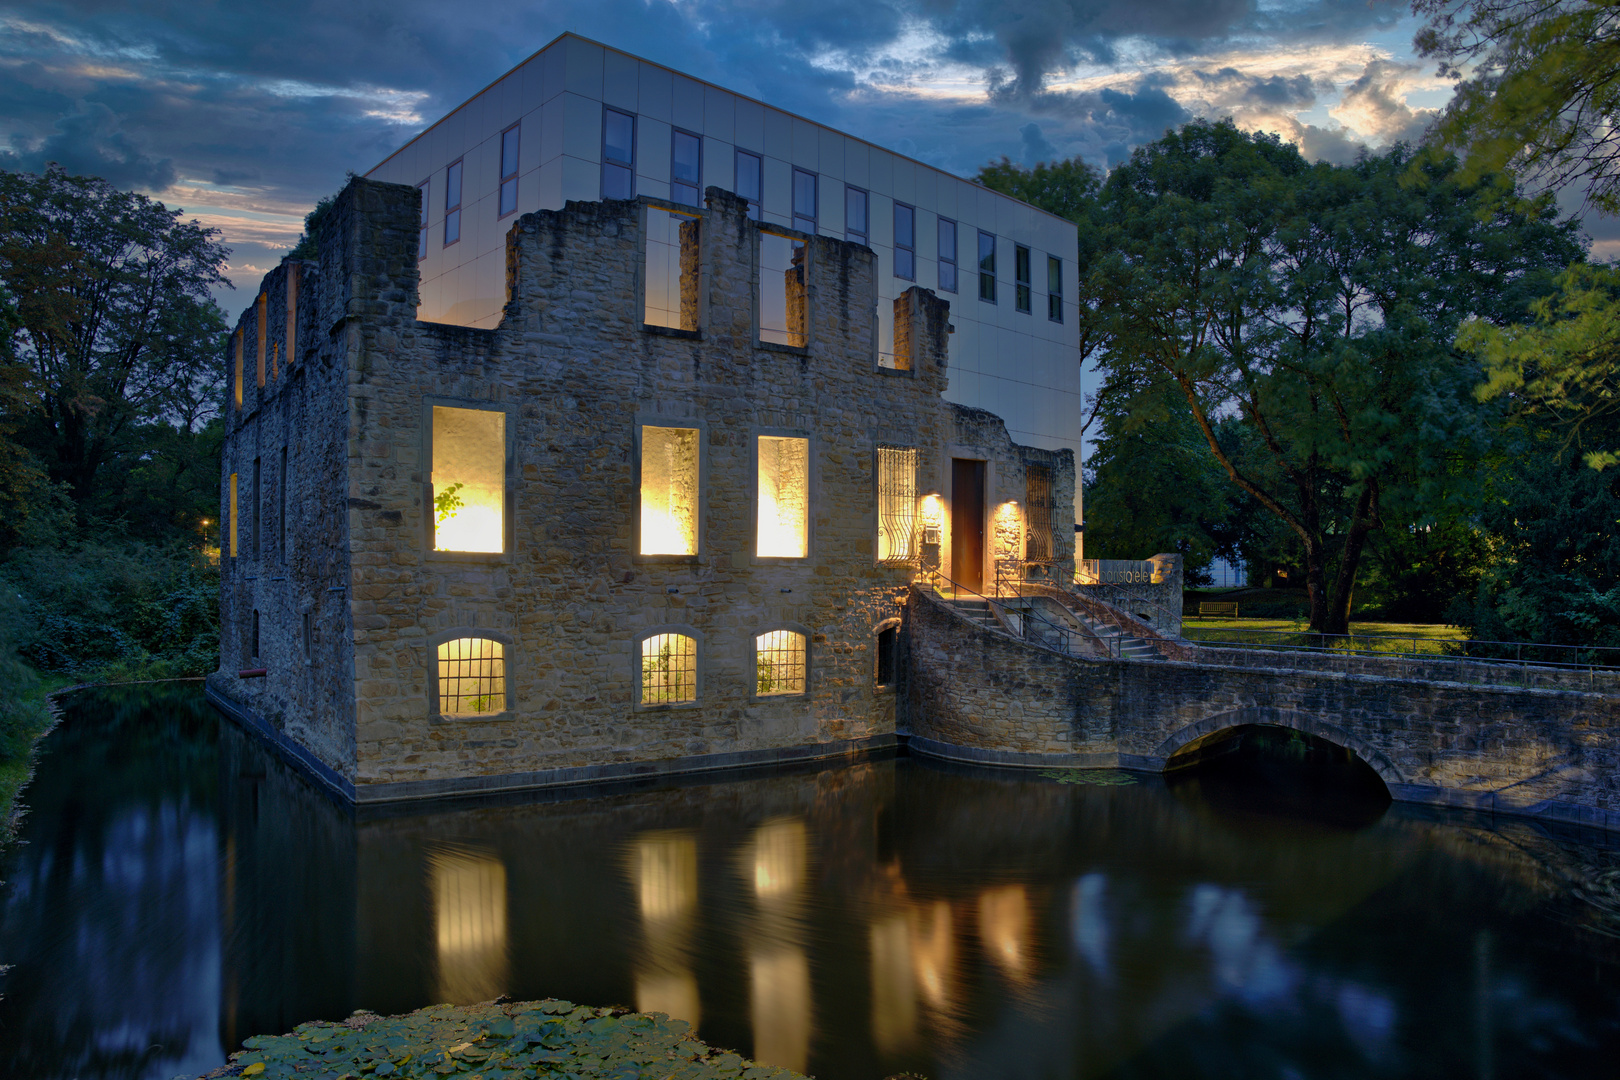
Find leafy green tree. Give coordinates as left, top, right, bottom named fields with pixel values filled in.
left=0, top=166, right=230, bottom=514
left=1090, top=121, right=1577, bottom=633
left=286, top=191, right=338, bottom=261
left=1414, top=0, right=1620, bottom=212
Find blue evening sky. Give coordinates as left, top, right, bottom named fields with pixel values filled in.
left=2, top=0, right=1607, bottom=319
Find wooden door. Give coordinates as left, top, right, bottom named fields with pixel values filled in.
left=951, top=458, right=986, bottom=592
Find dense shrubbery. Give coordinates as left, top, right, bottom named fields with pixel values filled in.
left=0, top=589, right=50, bottom=764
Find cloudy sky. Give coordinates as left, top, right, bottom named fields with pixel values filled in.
left=2, top=0, right=1600, bottom=320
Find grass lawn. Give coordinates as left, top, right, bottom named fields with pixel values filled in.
left=1182, top=617, right=1469, bottom=657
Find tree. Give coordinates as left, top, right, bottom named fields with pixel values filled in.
left=0, top=166, right=230, bottom=513
left=1090, top=121, right=1578, bottom=633
left=1414, top=0, right=1620, bottom=212
left=286, top=192, right=337, bottom=261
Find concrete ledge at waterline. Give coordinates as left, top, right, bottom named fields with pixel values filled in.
left=906, top=733, right=1158, bottom=772
left=353, top=732, right=899, bottom=804
left=198, top=998, right=806, bottom=1080
left=1387, top=782, right=1620, bottom=833
left=205, top=682, right=357, bottom=803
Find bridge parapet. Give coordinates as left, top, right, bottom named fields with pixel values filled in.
left=1193, top=643, right=1620, bottom=696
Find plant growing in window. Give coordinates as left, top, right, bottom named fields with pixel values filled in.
left=431, top=406, right=505, bottom=553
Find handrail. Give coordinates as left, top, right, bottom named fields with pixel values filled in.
left=917, top=568, right=1119, bottom=659
left=1074, top=580, right=1182, bottom=636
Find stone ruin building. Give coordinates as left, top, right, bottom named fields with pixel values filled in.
left=207, top=177, right=1075, bottom=803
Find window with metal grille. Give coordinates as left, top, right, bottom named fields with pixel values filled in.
left=672, top=128, right=701, bottom=206
left=444, top=159, right=463, bottom=245
left=499, top=125, right=520, bottom=217
left=877, top=445, right=917, bottom=564
left=1048, top=255, right=1062, bottom=322
left=978, top=230, right=996, bottom=303
left=755, top=630, right=806, bottom=696
left=1015, top=244, right=1032, bottom=313
left=1025, top=464, right=1055, bottom=564
left=603, top=109, right=635, bottom=199
left=640, top=632, right=697, bottom=705
left=438, top=637, right=506, bottom=715
left=894, top=203, right=915, bottom=280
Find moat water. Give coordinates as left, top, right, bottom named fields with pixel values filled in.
left=3, top=685, right=1620, bottom=1079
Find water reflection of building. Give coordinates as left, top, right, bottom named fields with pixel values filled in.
left=632, top=831, right=702, bottom=1029
left=870, top=915, right=916, bottom=1054
left=748, top=818, right=812, bottom=1073
left=977, top=884, right=1031, bottom=981
left=429, top=848, right=509, bottom=1004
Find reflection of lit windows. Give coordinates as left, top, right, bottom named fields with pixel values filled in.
left=603, top=108, right=635, bottom=200
left=750, top=947, right=811, bottom=1073
left=644, top=209, right=700, bottom=331
left=911, top=900, right=954, bottom=1009
left=444, top=159, right=463, bottom=246
left=636, top=832, right=697, bottom=922
left=640, top=632, right=697, bottom=705
left=499, top=124, right=520, bottom=217
left=870, top=915, right=916, bottom=1055
left=431, top=405, right=505, bottom=553
left=752, top=818, right=805, bottom=898
left=757, top=436, right=808, bottom=558
left=877, top=446, right=916, bottom=564
left=430, top=848, right=508, bottom=1005
left=755, top=630, right=806, bottom=696
left=633, top=831, right=701, bottom=1028
left=758, top=232, right=807, bottom=347
left=639, top=426, right=699, bottom=555
left=977, top=884, right=1029, bottom=978
left=437, top=637, right=506, bottom=715
left=671, top=128, right=702, bottom=207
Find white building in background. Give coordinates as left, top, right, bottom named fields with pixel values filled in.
left=366, top=32, right=1085, bottom=531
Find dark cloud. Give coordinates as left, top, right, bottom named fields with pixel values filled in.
left=0, top=101, right=175, bottom=189
left=1020, top=122, right=1056, bottom=165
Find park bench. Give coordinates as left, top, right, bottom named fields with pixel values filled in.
left=1197, top=601, right=1239, bottom=619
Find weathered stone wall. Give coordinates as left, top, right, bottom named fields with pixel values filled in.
left=946, top=404, right=1076, bottom=589
left=906, top=585, right=1620, bottom=830
left=210, top=246, right=358, bottom=786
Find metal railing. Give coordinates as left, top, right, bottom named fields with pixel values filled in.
left=1181, top=627, right=1620, bottom=690
left=920, top=568, right=1125, bottom=659
left=1074, top=580, right=1182, bottom=638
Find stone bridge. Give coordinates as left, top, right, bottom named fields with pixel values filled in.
left=904, top=586, right=1620, bottom=833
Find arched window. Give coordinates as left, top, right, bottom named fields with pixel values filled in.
left=437, top=636, right=506, bottom=715
left=640, top=632, right=698, bottom=705
left=755, top=629, right=807, bottom=696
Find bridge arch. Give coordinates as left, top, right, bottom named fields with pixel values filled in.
left=1154, top=707, right=1406, bottom=787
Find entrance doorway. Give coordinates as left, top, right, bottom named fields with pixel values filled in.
left=951, top=458, right=985, bottom=593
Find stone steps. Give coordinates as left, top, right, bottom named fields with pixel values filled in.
left=943, top=594, right=1163, bottom=661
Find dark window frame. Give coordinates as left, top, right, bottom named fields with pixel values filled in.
left=417, top=179, right=430, bottom=261
left=498, top=124, right=520, bottom=218
left=1048, top=254, right=1063, bottom=322
left=602, top=107, right=636, bottom=200
left=735, top=149, right=762, bottom=219
left=937, top=217, right=957, bottom=293
left=671, top=127, right=702, bottom=207
left=1015, top=243, right=1032, bottom=314
left=443, top=159, right=463, bottom=247
left=792, top=168, right=817, bottom=233
left=978, top=230, right=997, bottom=303
left=845, top=185, right=869, bottom=245
left=894, top=202, right=915, bottom=281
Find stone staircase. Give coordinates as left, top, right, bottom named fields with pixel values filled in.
left=940, top=592, right=1164, bottom=661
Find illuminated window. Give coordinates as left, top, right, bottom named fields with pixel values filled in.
left=645, top=208, right=700, bottom=331
left=758, top=232, right=807, bottom=348
left=437, top=637, right=506, bottom=715
left=233, top=329, right=243, bottom=409
left=417, top=180, right=430, bottom=260
left=444, top=159, right=463, bottom=246
left=499, top=124, right=520, bottom=217
left=431, top=405, right=505, bottom=553
left=757, top=436, right=809, bottom=558
left=671, top=128, right=701, bottom=207
left=937, top=218, right=957, bottom=293
left=877, top=446, right=917, bottom=564
left=271, top=341, right=279, bottom=382
left=228, top=472, right=238, bottom=557
left=639, top=425, right=699, bottom=556
left=1015, top=244, right=1032, bottom=314
left=894, top=203, right=915, bottom=281
left=735, top=150, right=762, bottom=219
left=603, top=108, right=635, bottom=200
left=978, top=231, right=996, bottom=303
left=755, top=630, right=806, bottom=696
left=792, top=168, right=817, bottom=233
left=640, top=632, right=697, bottom=705
left=845, top=186, right=868, bottom=245
left=256, top=293, right=267, bottom=386
left=1048, top=255, right=1063, bottom=322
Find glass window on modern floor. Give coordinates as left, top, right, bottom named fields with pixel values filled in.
left=894, top=203, right=915, bottom=281
left=444, top=160, right=463, bottom=246
left=640, top=632, right=697, bottom=705
left=640, top=425, right=700, bottom=556
left=645, top=207, right=701, bottom=331
left=757, top=435, right=809, bottom=558
left=432, top=405, right=506, bottom=553
left=417, top=180, right=430, bottom=260
left=845, top=186, right=868, bottom=245
left=755, top=630, right=807, bottom=696
left=792, top=169, right=817, bottom=233
left=735, top=150, right=762, bottom=219
left=499, top=125, right=520, bottom=217
left=877, top=445, right=917, bottom=564
left=1048, top=255, right=1063, bottom=322
left=437, top=637, right=506, bottom=715
left=1015, top=244, right=1032, bottom=314
left=978, top=231, right=996, bottom=302
left=672, top=129, right=701, bottom=207
left=937, top=217, right=957, bottom=293
left=758, top=231, right=807, bottom=347
left=603, top=108, right=636, bottom=199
